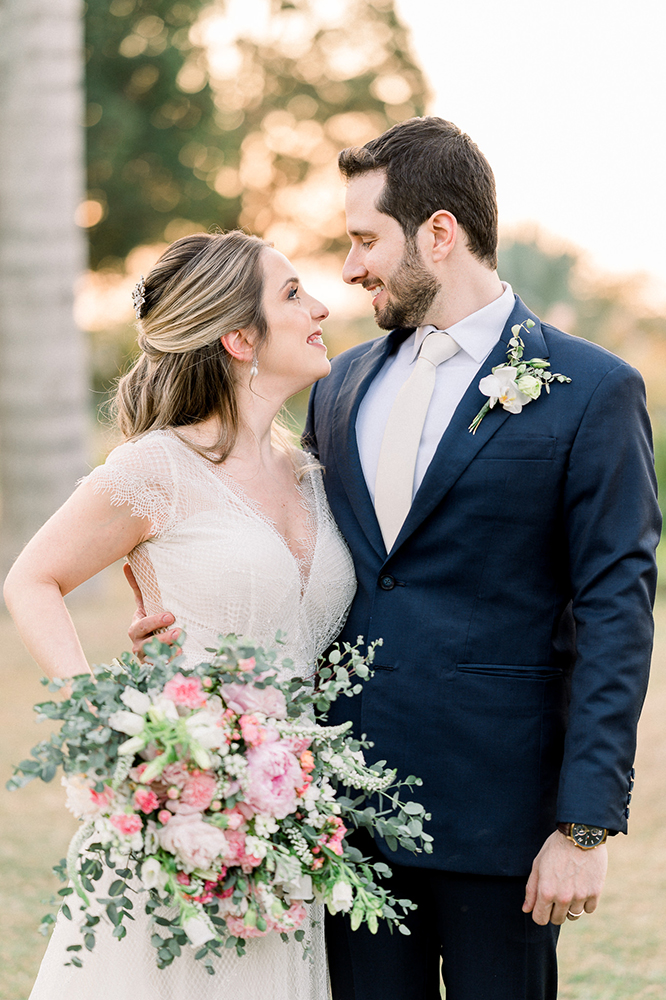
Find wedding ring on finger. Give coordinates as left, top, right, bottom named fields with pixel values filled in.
left=566, top=908, right=585, bottom=921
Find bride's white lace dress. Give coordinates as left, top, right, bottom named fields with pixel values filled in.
left=29, top=428, right=356, bottom=1000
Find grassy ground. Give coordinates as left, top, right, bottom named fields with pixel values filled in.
left=1, top=566, right=664, bottom=999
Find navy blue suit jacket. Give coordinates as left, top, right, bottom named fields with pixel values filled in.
left=304, top=296, right=661, bottom=876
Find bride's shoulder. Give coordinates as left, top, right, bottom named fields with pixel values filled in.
left=102, top=428, right=186, bottom=472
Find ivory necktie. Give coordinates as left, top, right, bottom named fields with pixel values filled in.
left=374, top=331, right=461, bottom=551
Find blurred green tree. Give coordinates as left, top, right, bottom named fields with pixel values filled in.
left=84, top=0, right=430, bottom=267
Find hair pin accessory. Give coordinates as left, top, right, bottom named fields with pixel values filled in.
left=132, top=275, right=146, bottom=319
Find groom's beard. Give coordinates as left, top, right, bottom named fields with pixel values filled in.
left=372, top=239, right=440, bottom=330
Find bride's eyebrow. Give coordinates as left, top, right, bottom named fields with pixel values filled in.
left=279, top=277, right=299, bottom=290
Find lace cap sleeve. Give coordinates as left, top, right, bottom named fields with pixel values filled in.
left=81, top=433, right=179, bottom=537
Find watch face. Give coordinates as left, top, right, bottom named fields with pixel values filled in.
left=571, top=824, right=606, bottom=848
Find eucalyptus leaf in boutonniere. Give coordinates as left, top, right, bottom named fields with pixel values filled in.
left=468, top=319, right=572, bottom=434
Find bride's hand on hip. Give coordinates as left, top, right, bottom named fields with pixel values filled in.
left=124, top=563, right=182, bottom=659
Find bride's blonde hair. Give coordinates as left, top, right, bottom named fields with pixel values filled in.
left=114, top=230, right=280, bottom=463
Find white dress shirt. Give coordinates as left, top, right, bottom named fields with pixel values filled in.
left=356, top=282, right=515, bottom=502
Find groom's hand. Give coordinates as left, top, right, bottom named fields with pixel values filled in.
left=522, top=829, right=608, bottom=926
left=124, top=563, right=181, bottom=659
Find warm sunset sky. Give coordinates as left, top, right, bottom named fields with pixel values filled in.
left=396, top=0, right=666, bottom=304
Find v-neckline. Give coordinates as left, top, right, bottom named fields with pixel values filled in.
left=163, top=430, right=320, bottom=599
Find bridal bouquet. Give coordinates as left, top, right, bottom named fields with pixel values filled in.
left=8, top=634, right=432, bottom=973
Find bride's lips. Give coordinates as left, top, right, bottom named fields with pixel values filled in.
left=307, top=330, right=327, bottom=350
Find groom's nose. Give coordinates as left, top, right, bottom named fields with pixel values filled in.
left=342, top=246, right=368, bottom=285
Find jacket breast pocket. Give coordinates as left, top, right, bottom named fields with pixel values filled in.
left=475, top=434, right=556, bottom=461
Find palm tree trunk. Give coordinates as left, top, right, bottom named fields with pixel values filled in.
left=0, top=0, right=90, bottom=580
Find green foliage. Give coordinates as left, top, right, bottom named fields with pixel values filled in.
left=85, top=0, right=237, bottom=266
left=498, top=236, right=578, bottom=317
left=84, top=0, right=430, bottom=267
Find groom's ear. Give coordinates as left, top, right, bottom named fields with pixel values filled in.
left=426, top=210, right=458, bottom=263
left=220, top=329, right=255, bottom=362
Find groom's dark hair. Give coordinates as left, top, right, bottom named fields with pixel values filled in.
left=338, top=117, right=498, bottom=269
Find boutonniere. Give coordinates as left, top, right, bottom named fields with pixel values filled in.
left=468, top=319, right=571, bottom=434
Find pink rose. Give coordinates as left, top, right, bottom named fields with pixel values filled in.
left=90, top=786, right=114, bottom=809
left=225, top=913, right=273, bottom=938
left=237, top=657, right=256, bottom=672
left=157, top=812, right=228, bottom=872
left=157, top=809, right=172, bottom=824
left=222, top=807, right=246, bottom=831
left=179, top=772, right=217, bottom=812
left=244, top=740, right=302, bottom=819
left=274, top=901, right=307, bottom=932
left=221, top=681, right=287, bottom=720
left=162, top=673, right=206, bottom=709
left=134, top=788, right=160, bottom=814
left=110, top=813, right=143, bottom=836
left=221, top=828, right=247, bottom=865
left=239, top=714, right=267, bottom=747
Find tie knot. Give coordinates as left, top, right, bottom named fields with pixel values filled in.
left=418, top=331, right=460, bottom=367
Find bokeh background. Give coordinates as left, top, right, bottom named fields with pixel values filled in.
left=0, top=0, right=664, bottom=997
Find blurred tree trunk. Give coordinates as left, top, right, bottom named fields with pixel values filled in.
left=0, top=0, right=89, bottom=580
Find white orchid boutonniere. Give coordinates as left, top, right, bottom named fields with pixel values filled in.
left=468, top=319, right=571, bottom=434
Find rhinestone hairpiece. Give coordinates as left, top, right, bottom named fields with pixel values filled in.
left=132, top=275, right=146, bottom=319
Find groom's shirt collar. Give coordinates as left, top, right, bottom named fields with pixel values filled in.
left=410, top=281, right=515, bottom=365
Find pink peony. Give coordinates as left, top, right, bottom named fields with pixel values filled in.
left=179, top=772, right=217, bottom=813
left=221, top=681, right=287, bottom=720
left=134, top=788, right=160, bottom=814
left=244, top=739, right=302, bottom=819
left=157, top=812, right=228, bottom=872
left=162, top=673, right=206, bottom=709
left=110, top=813, right=143, bottom=836
left=161, top=762, right=190, bottom=788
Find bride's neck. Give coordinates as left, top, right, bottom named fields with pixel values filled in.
left=180, top=384, right=289, bottom=471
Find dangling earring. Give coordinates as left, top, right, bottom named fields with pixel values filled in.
left=250, top=352, right=259, bottom=378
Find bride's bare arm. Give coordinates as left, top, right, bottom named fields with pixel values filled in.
left=3, top=481, right=151, bottom=681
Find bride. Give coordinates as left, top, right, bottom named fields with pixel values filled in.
left=3, top=230, right=357, bottom=999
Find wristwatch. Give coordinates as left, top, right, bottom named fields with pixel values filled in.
left=557, top=822, right=608, bottom=849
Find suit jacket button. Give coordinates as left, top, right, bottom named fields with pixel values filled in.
left=379, top=574, right=396, bottom=590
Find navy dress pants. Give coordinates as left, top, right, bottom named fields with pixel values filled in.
left=327, top=833, right=560, bottom=1000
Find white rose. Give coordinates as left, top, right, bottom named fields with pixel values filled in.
left=120, top=687, right=151, bottom=716
left=183, top=915, right=217, bottom=948
left=149, top=696, right=179, bottom=722
left=285, top=874, right=313, bottom=901
left=141, top=856, right=169, bottom=893
left=108, top=710, right=145, bottom=736
left=328, top=880, right=353, bottom=913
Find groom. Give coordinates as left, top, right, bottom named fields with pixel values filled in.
left=300, top=117, right=661, bottom=999
left=129, top=118, right=660, bottom=998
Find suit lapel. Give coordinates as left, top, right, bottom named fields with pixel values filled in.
left=390, top=297, right=548, bottom=552
left=331, top=330, right=411, bottom=559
